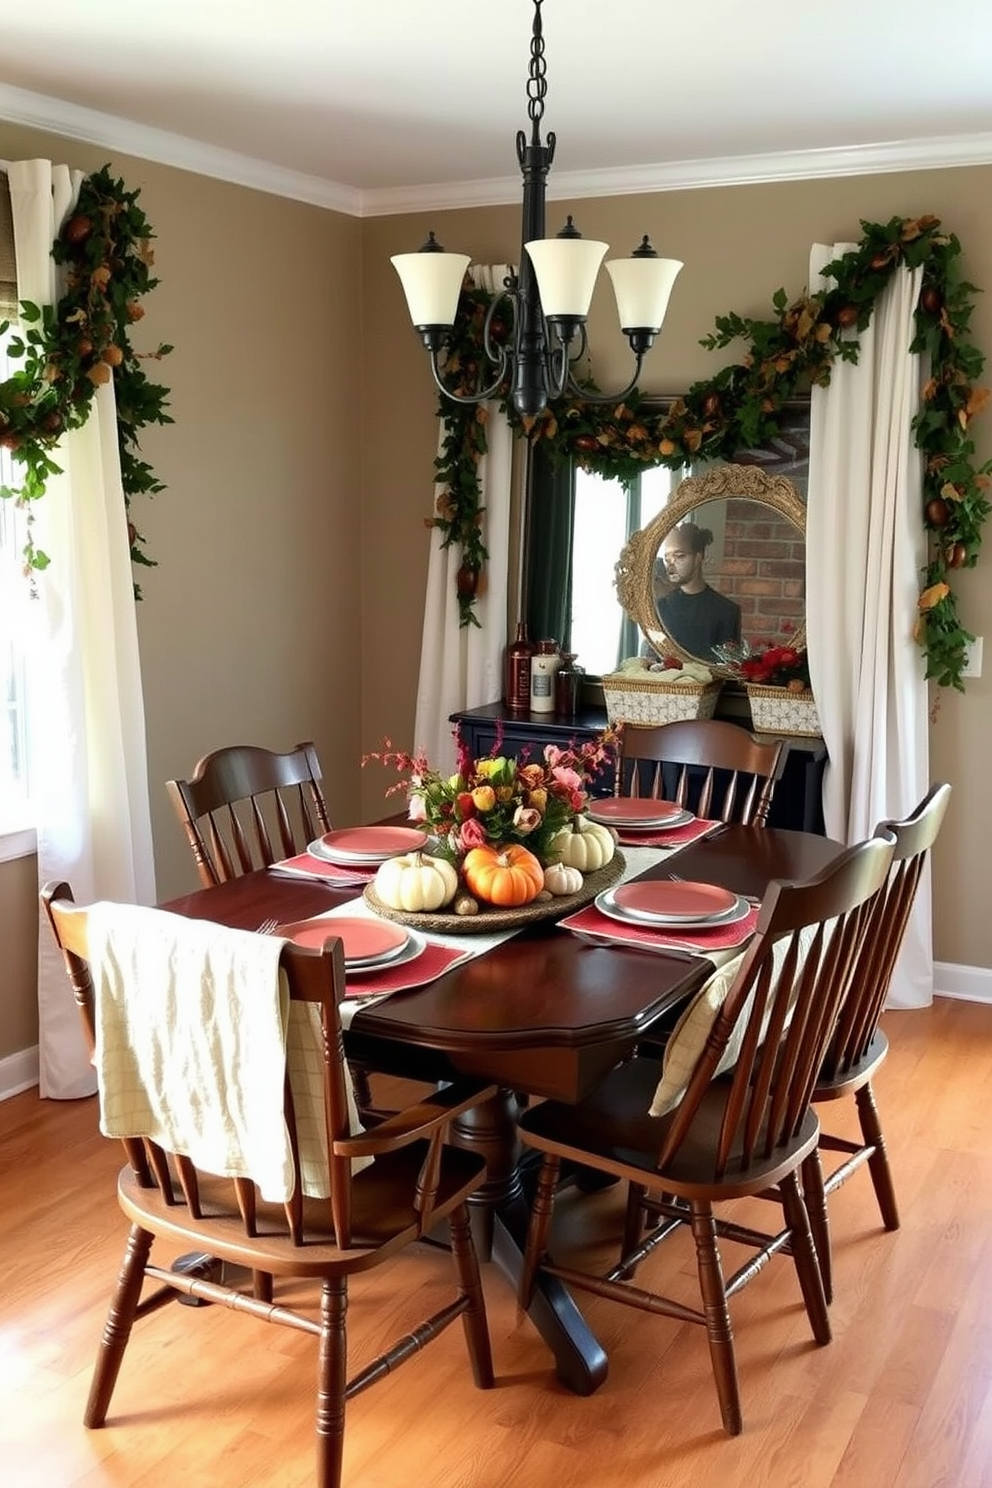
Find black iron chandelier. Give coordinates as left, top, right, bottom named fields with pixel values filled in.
left=391, top=0, right=682, bottom=419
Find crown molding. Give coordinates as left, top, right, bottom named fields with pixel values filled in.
left=0, top=85, right=362, bottom=215
left=4, top=83, right=992, bottom=220
left=362, top=133, right=992, bottom=217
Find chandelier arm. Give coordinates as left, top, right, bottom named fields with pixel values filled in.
left=564, top=354, right=646, bottom=405
left=482, top=287, right=518, bottom=365
left=428, top=345, right=510, bottom=406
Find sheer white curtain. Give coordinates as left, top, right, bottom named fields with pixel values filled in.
left=413, top=265, right=514, bottom=772
left=806, top=244, right=932, bottom=1008
left=9, top=159, right=157, bottom=1096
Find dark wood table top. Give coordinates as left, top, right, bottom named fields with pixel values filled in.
left=162, top=826, right=845, bottom=1103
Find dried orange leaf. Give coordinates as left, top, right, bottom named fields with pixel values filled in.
left=918, top=581, right=950, bottom=611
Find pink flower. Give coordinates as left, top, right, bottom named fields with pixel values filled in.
left=513, top=805, right=541, bottom=835
left=456, top=817, right=488, bottom=853
left=550, top=764, right=583, bottom=794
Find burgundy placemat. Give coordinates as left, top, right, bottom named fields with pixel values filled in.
left=559, top=901, right=759, bottom=954
left=269, top=852, right=377, bottom=886
left=344, top=941, right=472, bottom=999
left=615, top=817, right=721, bottom=849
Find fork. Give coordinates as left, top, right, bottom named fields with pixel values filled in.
left=255, top=916, right=280, bottom=935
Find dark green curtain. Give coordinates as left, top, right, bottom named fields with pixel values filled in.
left=525, top=441, right=575, bottom=649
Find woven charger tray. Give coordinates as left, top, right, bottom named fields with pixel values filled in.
left=363, top=851, right=626, bottom=935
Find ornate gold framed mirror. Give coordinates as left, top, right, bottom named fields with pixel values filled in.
left=615, top=464, right=807, bottom=677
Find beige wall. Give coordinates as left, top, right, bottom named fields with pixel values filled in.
left=2, top=128, right=991, bottom=1069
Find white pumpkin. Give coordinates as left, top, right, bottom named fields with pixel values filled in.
left=549, top=816, right=617, bottom=873
left=543, top=861, right=584, bottom=896
left=374, top=851, right=458, bottom=912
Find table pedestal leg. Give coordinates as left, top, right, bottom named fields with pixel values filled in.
left=452, top=1088, right=609, bottom=1397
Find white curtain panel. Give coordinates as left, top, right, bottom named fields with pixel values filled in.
left=9, top=159, right=157, bottom=1096
left=807, top=246, right=932, bottom=1008
left=413, top=265, right=513, bottom=772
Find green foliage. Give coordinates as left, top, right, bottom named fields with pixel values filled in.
left=0, top=165, right=171, bottom=593
left=431, top=215, right=989, bottom=689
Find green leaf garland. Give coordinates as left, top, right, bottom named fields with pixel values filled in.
left=0, top=164, right=171, bottom=594
left=431, top=214, right=989, bottom=690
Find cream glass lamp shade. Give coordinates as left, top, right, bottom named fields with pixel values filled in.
left=524, top=236, right=608, bottom=320
left=391, top=250, right=471, bottom=327
left=605, top=255, right=683, bottom=332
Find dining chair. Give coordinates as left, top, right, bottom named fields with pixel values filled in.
left=516, top=833, right=895, bottom=1436
left=166, top=740, right=331, bottom=887
left=801, top=781, right=952, bottom=1300
left=612, top=718, right=786, bottom=826
left=41, top=882, right=495, bottom=1488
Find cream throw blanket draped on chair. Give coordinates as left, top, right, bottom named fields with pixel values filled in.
left=88, top=904, right=368, bottom=1201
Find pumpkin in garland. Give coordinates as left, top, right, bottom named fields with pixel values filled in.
left=374, top=852, right=459, bottom=912
left=462, top=843, right=545, bottom=907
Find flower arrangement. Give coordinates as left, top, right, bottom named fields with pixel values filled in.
left=363, top=724, right=619, bottom=868
left=714, top=638, right=811, bottom=690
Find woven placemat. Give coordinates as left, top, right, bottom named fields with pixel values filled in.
left=363, top=851, right=627, bottom=935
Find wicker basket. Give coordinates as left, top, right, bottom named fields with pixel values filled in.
left=746, top=684, right=821, bottom=737
left=601, top=672, right=722, bottom=726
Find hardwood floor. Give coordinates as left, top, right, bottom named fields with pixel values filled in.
left=3, top=996, right=992, bottom=1487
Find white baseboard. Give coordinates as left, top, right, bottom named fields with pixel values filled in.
left=934, top=962, right=992, bottom=1006
left=0, top=1045, right=39, bottom=1101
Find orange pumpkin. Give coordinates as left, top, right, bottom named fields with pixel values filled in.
left=462, top=843, right=545, bottom=907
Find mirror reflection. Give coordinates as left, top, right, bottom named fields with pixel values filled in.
left=616, top=464, right=807, bottom=675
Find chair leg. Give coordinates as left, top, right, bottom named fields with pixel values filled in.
left=84, top=1223, right=153, bottom=1428
left=689, top=1201, right=742, bottom=1436
left=519, top=1154, right=561, bottom=1309
left=252, top=1270, right=274, bottom=1303
left=348, top=1060, right=374, bottom=1115
left=621, top=1182, right=648, bottom=1266
left=801, top=1150, right=833, bottom=1303
left=315, top=1277, right=348, bottom=1488
left=780, top=1171, right=831, bottom=1346
left=448, top=1202, right=495, bottom=1388
left=856, top=1082, right=900, bottom=1231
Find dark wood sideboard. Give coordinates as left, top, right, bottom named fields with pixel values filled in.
left=449, top=701, right=827, bottom=835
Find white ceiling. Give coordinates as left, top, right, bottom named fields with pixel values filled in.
left=2, top=0, right=992, bottom=216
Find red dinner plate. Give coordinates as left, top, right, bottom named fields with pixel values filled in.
left=614, top=880, right=738, bottom=921
left=274, top=915, right=408, bottom=962
left=318, top=826, right=428, bottom=858
left=588, top=798, right=688, bottom=824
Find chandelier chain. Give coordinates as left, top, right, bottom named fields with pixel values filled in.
left=526, top=0, right=547, bottom=132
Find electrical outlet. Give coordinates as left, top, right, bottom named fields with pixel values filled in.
left=962, top=636, right=984, bottom=679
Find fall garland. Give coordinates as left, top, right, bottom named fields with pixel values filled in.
left=429, top=215, right=990, bottom=691
left=0, top=165, right=171, bottom=592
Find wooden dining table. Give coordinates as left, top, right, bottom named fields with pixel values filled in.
left=162, top=823, right=845, bottom=1396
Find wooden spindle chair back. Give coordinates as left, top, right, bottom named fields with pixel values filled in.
left=614, top=718, right=786, bottom=826
left=166, top=741, right=330, bottom=887
left=805, top=781, right=952, bottom=1297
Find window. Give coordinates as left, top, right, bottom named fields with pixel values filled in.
left=569, top=464, right=678, bottom=674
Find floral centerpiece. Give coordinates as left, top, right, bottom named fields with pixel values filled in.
left=362, top=725, right=620, bottom=914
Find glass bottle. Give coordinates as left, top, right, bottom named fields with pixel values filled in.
left=529, top=639, right=560, bottom=714
left=555, top=652, right=584, bottom=717
left=503, top=622, right=534, bottom=711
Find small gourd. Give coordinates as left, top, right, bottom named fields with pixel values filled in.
left=453, top=892, right=480, bottom=917
left=543, top=861, right=583, bottom=896
left=549, top=816, right=616, bottom=873
left=374, top=851, right=458, bottom=912
left=462, top=843, right=544, bottom=907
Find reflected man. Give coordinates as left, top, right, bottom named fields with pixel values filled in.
left=655, top=523, right=742, bottom=659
